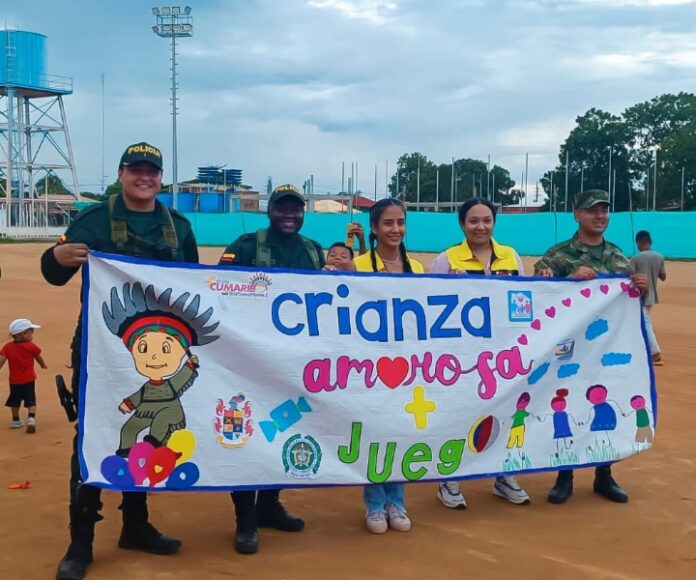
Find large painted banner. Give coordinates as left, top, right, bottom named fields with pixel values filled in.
left=79, top=253, right=656, bottom=492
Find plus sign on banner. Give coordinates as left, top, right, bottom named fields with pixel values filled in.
left=78, top=253, right=655, bottom=491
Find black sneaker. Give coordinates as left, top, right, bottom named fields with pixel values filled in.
left=594, top=472, right=629, bottom=503
left=256, top=503, right=305, bottom=532
left=234, top=528, right=259, bottom=554
left=118, top=523, right=182, bottom=555
left=56, top=543, right=92, bottom=580
left=548, top=471, right=573, bottom=504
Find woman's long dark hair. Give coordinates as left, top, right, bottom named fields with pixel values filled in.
left=368, top=198, right=413, bottom=273
left=458, top=197, right=497, bottom=225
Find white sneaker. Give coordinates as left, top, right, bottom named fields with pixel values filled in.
left=26, top=417, right=36, bottom=434
left=386, top=503, right=411, bottom=532
left=366, top=511, right=388, bottom=534
left=10, top=419, right=24, bottom=429
left=493, top=476, right=531, bottom=504
left=437, top=481, right=467, bottom=509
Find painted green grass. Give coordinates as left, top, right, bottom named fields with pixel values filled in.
left=550, top=447, right=580, bottom=467
left=585, top=438, right=620, bottom=463
left=502, top=450, right=533, bottom=472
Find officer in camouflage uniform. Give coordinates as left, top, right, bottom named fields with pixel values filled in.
left=535, top=189, right=648, bottom=505
left=219, top=183, right=325, bottom=555
left=42, top=142, right=197, bottom=580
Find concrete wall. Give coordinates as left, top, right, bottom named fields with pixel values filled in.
left=185, top=211, right=695, bottom=259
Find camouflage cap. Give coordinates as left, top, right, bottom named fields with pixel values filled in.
left=574, top=189, right=610, bottom=210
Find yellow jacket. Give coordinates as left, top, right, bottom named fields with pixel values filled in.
left=445, top=239, right=519, bottom=275
left=354, top=251, right=425, bottom=273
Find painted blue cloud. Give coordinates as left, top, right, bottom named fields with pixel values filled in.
left=528, top=362, right=550, bottom=385
left=601, top=353, right=632, bottom=366
left=586, top=319, right=609, bottom=341
left=557, top=363, right=580, bottom=378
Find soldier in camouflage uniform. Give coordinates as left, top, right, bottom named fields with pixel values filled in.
left=219, top=184, right=324, bottom=555
left=42, top=143, right=194, bottom=580
left=535, top=189, right=648, bottom=505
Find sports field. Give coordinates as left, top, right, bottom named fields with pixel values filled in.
left=0, top=244, right=693, bottom=580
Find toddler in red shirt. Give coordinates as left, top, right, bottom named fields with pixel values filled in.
left=0, top=318, right=47, bottom=432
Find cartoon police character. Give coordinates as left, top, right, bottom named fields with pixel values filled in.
left=102, top=282, right=219, bottom=457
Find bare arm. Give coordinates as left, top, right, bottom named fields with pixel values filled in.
left=35, top=354, right=47, bottom=369
left=0, top=355, right=6, bottom=370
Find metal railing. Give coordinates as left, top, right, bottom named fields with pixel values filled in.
left=0, top=199, right=69, bottom=237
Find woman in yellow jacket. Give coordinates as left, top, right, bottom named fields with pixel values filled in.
left=430, top=197, right=530, bottom=509
left=353, top=198, right=424, bottom=534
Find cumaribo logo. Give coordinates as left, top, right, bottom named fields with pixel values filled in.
left=207, top=272, right=272, bottom=298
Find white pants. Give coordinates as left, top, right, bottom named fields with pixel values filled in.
left=643, top=305, right=660, bottom=355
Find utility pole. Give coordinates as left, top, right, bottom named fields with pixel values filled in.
left=450, top=156, right=455, bottom=212
left=373, top=164, right=377, bottom=202
left=416, top=156, right=421, bottom=211
left=564, top=149, right=569, bottom=211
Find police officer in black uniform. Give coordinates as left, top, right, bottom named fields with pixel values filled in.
left=42, top=143, right=198, bottom=580
left=219, top=184, right=325, bottom=554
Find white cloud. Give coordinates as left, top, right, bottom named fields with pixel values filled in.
left=497, top=117, right=577, bottom=151
left=572, top=0, right=694, bottom=5
left=308, top=0, right=398, bottom=24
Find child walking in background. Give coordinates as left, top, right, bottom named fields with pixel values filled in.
left=0, top=318, right=47, bottom=433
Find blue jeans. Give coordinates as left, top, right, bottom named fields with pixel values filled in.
left=363, top=483, right=406, bottom=514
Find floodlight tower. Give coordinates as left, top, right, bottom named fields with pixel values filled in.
left=152, top=6, right=193, bottom=210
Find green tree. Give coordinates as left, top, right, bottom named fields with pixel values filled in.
left=624, top=93, right=696, bottom=209
left=389, top=154, right=515, bottom=210
left=105, top=180, right=123, bottom=197
left=542, top=108, right=636, bottom=212
left=35, top=174, right=71, bottom=195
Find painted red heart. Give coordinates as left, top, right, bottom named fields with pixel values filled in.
left=600, top=284, right=609, bottom=295
left=628, top=288, right=640, bottom=298
left=580, top=288, right=591, bottom=298
left=376, top=356, right=409, bottom=389
left=545, top=306, right=556, bottom=318
left=530, top=319, right=541, bottom=331
left=562, top=298, right=572, bottom=307
left=517, top=334, right=528, bottom=345
left=620, top=281, right=630, bottom=292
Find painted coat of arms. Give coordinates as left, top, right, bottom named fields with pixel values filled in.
left=215, top=392, right=253, bottom=448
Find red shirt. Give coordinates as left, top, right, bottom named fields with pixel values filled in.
left=1, top=341, right=41, bottom=384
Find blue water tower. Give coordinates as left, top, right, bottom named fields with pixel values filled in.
left=1, top=29, right=78, bottom=230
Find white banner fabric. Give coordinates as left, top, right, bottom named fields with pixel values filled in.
left=79, top=253, right=656, bottom=491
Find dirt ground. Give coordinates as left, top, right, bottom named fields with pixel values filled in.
left=0, top=243, right=694, bottom=580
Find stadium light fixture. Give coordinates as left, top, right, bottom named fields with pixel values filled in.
left=151, top=6, right=194, bottom=211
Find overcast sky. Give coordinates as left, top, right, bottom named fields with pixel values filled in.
left=4, top=0, right=696, bottom=194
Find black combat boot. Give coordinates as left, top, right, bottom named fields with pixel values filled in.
left=232, top=491, right=259, bottom=554
left=118, top=493, right=182, bottom=554
left=548, top=470, right=574, bottom=504
left=56, top=502, right=99, bottom=580
left=256, top=490, right=305, bottom=532
left=593, top=465, right=629, bottom=503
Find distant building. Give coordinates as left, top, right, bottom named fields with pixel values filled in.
left=197, top=166, right=242, bottom=188
left=339, top=195, right=375, bottom=211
